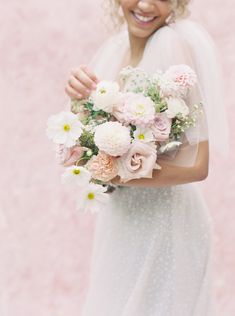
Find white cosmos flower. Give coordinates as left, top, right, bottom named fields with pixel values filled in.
left=133, top=127, right=155, bottom=143
left=61, top=166, right=91, bottom=186
left=94, top=121, right=131, bottom=157
left=166, top=98, right=189, bottom=119
left=91, top=80, right=121, bottom=113
left=76, top=184, right=109, bottom=213
left=47, top=111, right=83, bottom=148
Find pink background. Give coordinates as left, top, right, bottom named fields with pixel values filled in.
left=0, top=0, right=234, bottom=314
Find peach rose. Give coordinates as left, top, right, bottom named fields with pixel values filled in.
left=117, top=141, right=161, bottom=183
left=150, top=113, right=172, bottom=141
left=87, top=151, right=118, bottom=182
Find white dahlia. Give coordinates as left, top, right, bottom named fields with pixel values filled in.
left=46, top=111, right=83, bottom=148
left=91, top=80, right=121, bottom=113
left=94, top=121, right=131, bottom=157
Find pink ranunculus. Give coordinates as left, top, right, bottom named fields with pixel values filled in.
left=56, top=145, right=85, bottom=167
left=150, top=113, right=172, bottom=142
left=117, top=141, right=160, bottom=183
left=87, top=151, right=118, bottom=182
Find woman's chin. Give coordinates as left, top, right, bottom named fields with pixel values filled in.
left=127, top=25, right=158, bottom=39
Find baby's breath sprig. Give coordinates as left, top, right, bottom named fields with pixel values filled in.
left=169, top=102, right=203, bottom=140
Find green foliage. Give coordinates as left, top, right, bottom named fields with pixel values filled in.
left=83, top=101, right=111, bottom=121
left=145, top=84, right=167, bottom=113
left=79, top=129, right=99, bottom=155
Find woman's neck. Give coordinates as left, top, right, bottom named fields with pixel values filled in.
left=128, top=32, right=148, bottom=67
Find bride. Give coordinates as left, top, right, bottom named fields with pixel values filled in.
left=65, top=1, right=228, bottom=315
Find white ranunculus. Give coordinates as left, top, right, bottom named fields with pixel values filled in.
left=94, top=121, right=131, bottom=157
left=166, top=98, right=189, bottom=119
left=46, top=111, right=83, bottom=148
left=76, top=183, right=109, bottom=213
left=133, top=127, right=155, bottom=143
left=61, top=166, right=91, bottom=186
left=91, top=80, right=121, bottom=113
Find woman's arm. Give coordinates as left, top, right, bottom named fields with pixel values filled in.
left=111, top=141, right=209, bottom=188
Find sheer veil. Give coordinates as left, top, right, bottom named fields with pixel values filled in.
left=89, top=19, right=229, bottom=166
left=171, top=19, right=229, bottom=160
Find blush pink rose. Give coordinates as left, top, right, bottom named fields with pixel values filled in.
left=56, top=145, right=85, bottom=167
left=87, top=151, right=118, bottom=182
left=150, top=113, right=172, bottom=142
left=117, top=141, right=161, bottom=183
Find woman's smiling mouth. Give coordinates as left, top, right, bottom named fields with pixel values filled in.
left=131, top=11, right=158, bottom=25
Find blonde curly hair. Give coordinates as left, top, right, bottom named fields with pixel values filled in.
left=103, top=0, right=191, bottom=29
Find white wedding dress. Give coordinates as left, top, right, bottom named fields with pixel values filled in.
left=80, top=20, right=219, bottom=316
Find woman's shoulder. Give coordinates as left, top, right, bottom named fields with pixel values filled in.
left=150, top=22, right=190, bottom=51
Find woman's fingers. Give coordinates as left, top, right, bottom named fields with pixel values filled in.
left=64, top=84, right=83, bottom=100
left=65, top=65, right=99, bottom=100
left=71, top=67, right=97, bottom=90
left=68, top=76, right=91, bottom=97
left=81, top=65, right=99, bottom=84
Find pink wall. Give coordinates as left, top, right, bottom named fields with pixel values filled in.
left=0, top=0, right=234, bottom=314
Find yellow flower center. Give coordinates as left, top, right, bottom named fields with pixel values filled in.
left=136, top=104, right=145, bottom=115
left=138, top=134, right=145, bottom=140
left=99, top=88, right=107, bottom=94
left=63, top=124, right=71, bottom=132
left=87, top=192, right=95, bottom=200
left=73, top=169, right=80, bottom=175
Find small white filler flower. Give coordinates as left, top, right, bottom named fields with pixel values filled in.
left=47, top=111, right=83, bottom=148
left=76, top=183, right=109, bottom=213
left=61, top=166, right=91, bottom=186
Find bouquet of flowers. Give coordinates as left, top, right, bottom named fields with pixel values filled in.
left=46, top=64, right=202, bottom=213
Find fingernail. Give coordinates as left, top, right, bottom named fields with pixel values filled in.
left=76, top=93, right=82, bottom=99
left=86, top=89, right=91, bottom=94
left=92, top=83, right=97, bottom=89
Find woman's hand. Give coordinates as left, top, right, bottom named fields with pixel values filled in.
left=65, top=65, right=99, bottom=100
